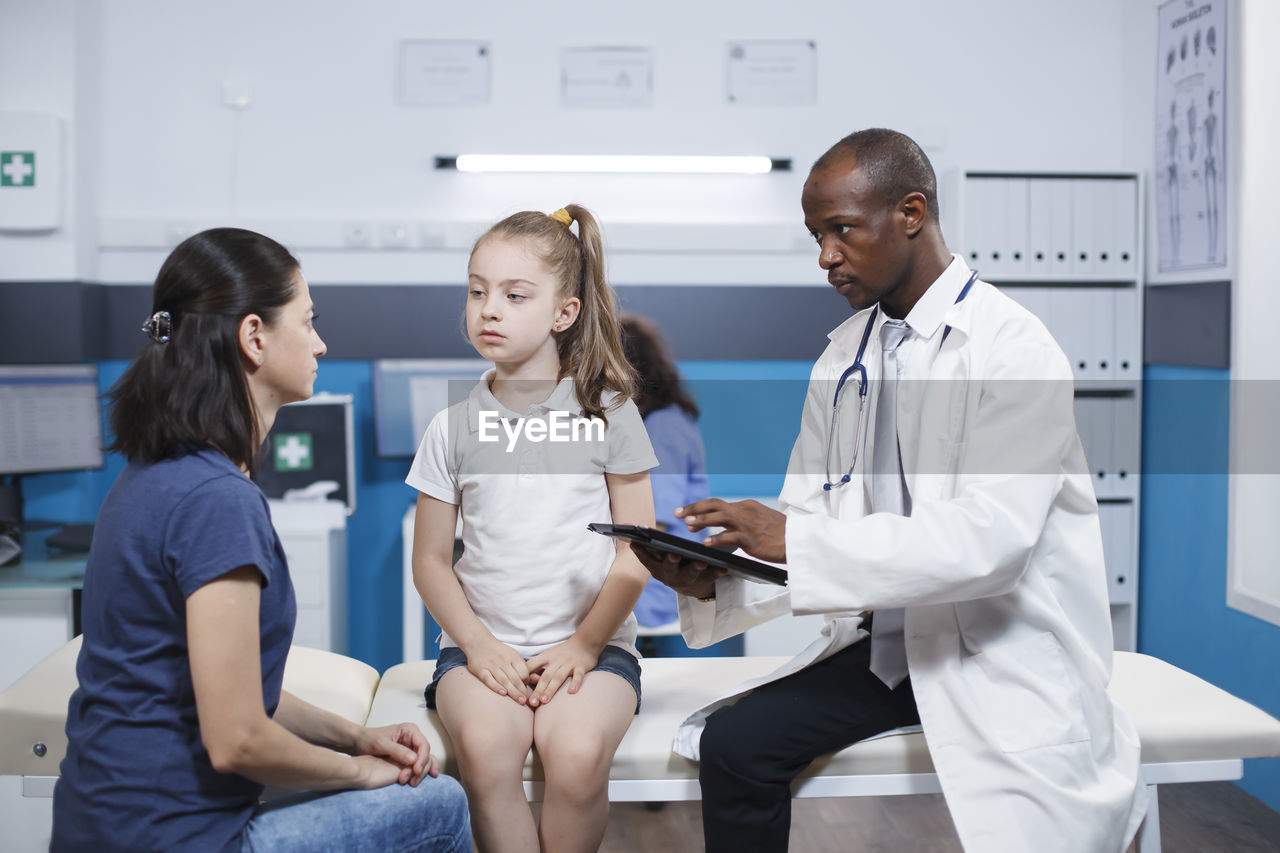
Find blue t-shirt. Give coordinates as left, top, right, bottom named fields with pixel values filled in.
left=634, top=405, right=709, bottom=627
left=53, top=448, right=296, bottom=853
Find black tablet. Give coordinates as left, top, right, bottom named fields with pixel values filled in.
left=588, top=523, right=788, bottom=586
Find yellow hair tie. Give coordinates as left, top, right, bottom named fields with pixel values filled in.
left=548, top=208, right=573, bottom=227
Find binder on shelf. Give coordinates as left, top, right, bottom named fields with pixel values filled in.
left=980, top=178, right=1008, bottom=279
left=962, top=177, right=990, bottom=273
left=1073, top=395, right=1096, bottom=480
left=1097, top=398, right=1119, bottom=499
left=1026, top=179, right=1054, bottom=277
left=1074, top=395, right=1114, bottom=498
left=1090, top=289, right=1117, bottom=381
left=1070, top=179, right=1097, bottom=278
left=1114, top=178, right=1139, bottom=278
left=1112, top=395, right=1141, bottom=499
left=1099, top=501, right=1136, bottom=604
left=1050, top=288, right=1092, bottom=381
left=1113, top=286, right=1141, bottom=379
left=1003, top=178, right=1030, bottom=278
left=1092, top=179, right=1119, bottom=279
left=1048, top=179, right=1074, bottom=277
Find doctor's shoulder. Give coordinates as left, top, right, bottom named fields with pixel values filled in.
left=969, top=287, right=1072, bottom=377
left=965, top=283, right=1044, bottom=340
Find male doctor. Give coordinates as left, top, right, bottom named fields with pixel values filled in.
left=636, top=128, right=1147, bottom=852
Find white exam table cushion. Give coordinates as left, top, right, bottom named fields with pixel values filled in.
left=365, top=654, right=1280, bottom=784
left=4, top=647, right=1280, bottom=784
left=1108, top=652, right=1280, bottom=763
left=0, top=636, right=83, bottom=777
left=280, top=645, right=381, bottom=727
left=0, top=641, right=379, bottom=777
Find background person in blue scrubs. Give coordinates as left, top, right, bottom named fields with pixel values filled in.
left=52, top=228, right=470, bottom=853
left=620, top=314, right=709, bottom=629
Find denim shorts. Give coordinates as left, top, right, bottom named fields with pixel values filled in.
left=425, top=644, right=642, bottom=713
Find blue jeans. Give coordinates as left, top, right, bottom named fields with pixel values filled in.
left=239, top=774, right=471, bottom=853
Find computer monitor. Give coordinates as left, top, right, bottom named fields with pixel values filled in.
left=372, top=359, right=490, bottom=458
left=0, top=364, right=104, bottom=527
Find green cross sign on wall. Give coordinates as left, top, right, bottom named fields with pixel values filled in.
left=274, top=432, right=314, bottom=472
left=0, top=152, right=35, bottom=187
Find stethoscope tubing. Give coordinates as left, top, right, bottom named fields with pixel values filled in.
left=822, top=270, right=979, bottom=491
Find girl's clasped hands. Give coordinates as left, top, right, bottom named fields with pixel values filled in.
left=467, top=636, right=601, bottom=707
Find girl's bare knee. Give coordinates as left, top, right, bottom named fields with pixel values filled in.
left=452, top=725, right=530, bottom=784
left=539, top=735, right=611, bottom=800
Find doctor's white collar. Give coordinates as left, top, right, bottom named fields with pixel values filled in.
left=827, top=254, right=977, bottom=352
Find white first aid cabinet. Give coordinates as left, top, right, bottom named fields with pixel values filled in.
left=0, top=111, right=63, bottom=231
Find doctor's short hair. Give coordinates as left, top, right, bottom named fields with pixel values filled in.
left=814, top=128, right=939, bottom=222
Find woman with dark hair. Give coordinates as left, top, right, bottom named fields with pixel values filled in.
left=619, top=315, right=709, bottom=629
left=52, top=228, right=470, bottom=852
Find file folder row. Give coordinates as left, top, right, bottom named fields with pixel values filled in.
left=1098, top=501, right=1136, bottom=605
left=1002, top=285, right=1142, bottom=383
left=1074, top=394, right=1140, bottom=500
left=962, top=175, right=1139, bottom=281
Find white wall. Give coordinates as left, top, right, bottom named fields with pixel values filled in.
left=0, top=0, right=79, bottom=280
left=3, top=0, right=1140, bottom=284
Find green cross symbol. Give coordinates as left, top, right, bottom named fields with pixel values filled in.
left=1, top=152, right=35, bottom=187
left=274, top=433, right=314, bottom=471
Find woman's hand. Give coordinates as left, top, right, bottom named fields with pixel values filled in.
left=353, top=723, right=438, bottom=785
left=463, top=638, right=532, bottom=704
left=352, top=754, right=417, bottom=790
left=524, top=637, right=599, bottom=707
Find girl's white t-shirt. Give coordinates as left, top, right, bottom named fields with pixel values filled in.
left=406, top=372, right=658, bottom=658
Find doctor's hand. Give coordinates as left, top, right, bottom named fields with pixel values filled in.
left=678, top=498, right=787, bottom=564
left=630, top=542, right=724, bottom=601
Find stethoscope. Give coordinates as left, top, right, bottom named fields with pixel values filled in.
left=823, top=270, right=979, bottom=490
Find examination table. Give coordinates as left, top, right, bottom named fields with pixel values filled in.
left=3, top=638, right=1279, bottom=852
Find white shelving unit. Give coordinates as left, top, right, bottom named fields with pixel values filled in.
left=270, top=500, right=349, bottom=654
left=960, top=171, right=1143, bottom=651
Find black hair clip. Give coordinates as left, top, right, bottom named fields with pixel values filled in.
left=142, top=310, right=172, bottom=344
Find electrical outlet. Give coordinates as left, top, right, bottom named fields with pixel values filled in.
left=379, top=221, right=411, bottom=249
left=221, top=76, right=253, bottom=110
left=419, top=223, right=446, bottom=249
left=166, top=221, right=195, bottom=245
left=342, top=222, right=373, bottom=247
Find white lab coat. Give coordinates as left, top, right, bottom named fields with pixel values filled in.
left=674, top=258, right=1147, bottom=853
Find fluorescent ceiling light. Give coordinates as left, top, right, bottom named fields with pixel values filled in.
left=438, top=155, right=789, bottom=174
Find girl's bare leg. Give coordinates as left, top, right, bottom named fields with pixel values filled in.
left=436, top=667, right=538, bottom=853
left=531, top=671, right=637, bottom=853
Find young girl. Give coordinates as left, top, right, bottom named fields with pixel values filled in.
left=407, top=205, right=657, bottom=853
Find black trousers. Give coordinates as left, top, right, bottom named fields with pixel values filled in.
left=698, top=638, right=921, bottom=853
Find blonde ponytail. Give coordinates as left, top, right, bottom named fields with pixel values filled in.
left=554, top=204, right=634, bottom=421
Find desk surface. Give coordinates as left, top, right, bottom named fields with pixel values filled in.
left=0, top=528, right=88, bottom=590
